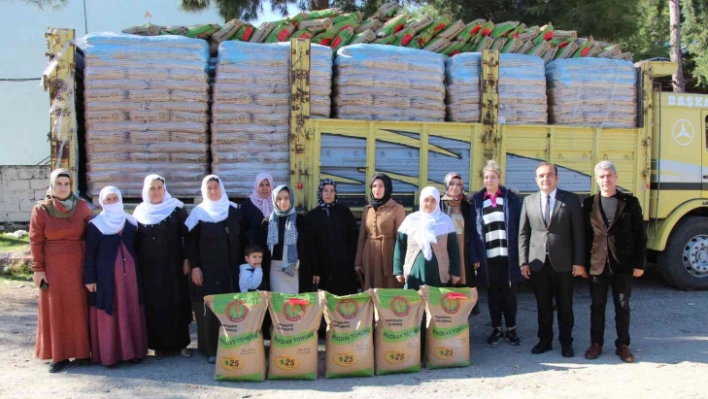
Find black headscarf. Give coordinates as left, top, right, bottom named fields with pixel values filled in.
left=369, top=173, right=393, bottom=210
left=317, top=179, right=337, bottom=215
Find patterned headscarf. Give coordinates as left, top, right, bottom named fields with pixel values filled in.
left=39, top=168, right=78, bottom=218
left=267, top=185, right=299, bottom=275
left=317, top=179, right=337, bottom=215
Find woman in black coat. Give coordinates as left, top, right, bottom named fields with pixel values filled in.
left=184, top=175, right=243, bottom=364
left=133, top=175, right=191, bottom=358
left=240, top=172, right=274, bottom=290
left=304, top=179, right=360, bottom=296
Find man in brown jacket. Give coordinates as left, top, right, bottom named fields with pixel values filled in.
left=582, top=161, right=647, bottom=363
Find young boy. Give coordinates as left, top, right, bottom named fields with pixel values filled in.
left=239, top=243, right=264, bottom=293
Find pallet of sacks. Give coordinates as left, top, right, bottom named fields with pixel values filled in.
left=546, top=58, right=637, bottom=128
left=333, top=44, right=446, bottom=122
left=210, top=41, right=332, bottom=196
left=444, top=52, right=547, bottom=124
left=80, top=33, right=210, bottom=198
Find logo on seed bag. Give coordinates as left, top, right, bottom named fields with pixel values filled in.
left=385, top=351, right=407, bottom=365
left=275, top=356, right=300, bottom=371
left=434, top=347, right=455, bottom=360
left=440, top=293, right=464, bottom=315
left=333, top=353, right=357, bottom=368
left=390, top=296, right=410, bottom=317
left=336, top=299, right=359, bottom=319
left=221, top=356, right=244, bottom=371
left=225, top=300, right=248, bottom=322
left=283, top=299, right=307, bottom=322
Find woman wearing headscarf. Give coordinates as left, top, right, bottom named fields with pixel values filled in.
left=304, top=179, right=359, bottom=296
left=133, top=175, right=191, bottom=358
left=184, top=175, right=243, bottom=364
left=240, top=173, right=274, bottom=290
left=262, top=185, right=306, bottom=294
left=354, top=173, right=406, bottom=290
left=393, top=186, right=461, bottom=290
left=84, top=186, right=148, bottom=368
left=30, top=169, right=93, bottom=373
left=440, top=173, right=480, bottom=288
left=470, top=160, right=523, bottom=346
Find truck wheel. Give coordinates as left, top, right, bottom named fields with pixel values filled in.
left=658, top=216, right=708, bottom=290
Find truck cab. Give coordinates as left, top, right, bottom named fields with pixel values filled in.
left=649, top=90, right=708, bottom=289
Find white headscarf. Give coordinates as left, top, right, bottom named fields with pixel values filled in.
left=90, top=186, right=138, bottom=235
left=132, top=174, right=184, bottom=225
left=248, top=172, right=274, bottom=217
left=184, top=175, right=238, bottom=232
left=398, top=186, right=456, bottom=261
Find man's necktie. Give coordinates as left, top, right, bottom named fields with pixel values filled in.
left=544, top=194, right=551, bottom=227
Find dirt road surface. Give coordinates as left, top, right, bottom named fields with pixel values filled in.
left=1, top=271, right=706, bottom=399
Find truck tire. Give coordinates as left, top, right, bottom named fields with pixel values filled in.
left=658, top=216, right=708, bottom=290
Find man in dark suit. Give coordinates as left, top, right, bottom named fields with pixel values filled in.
left=582, top=161, right=647, bottom=363
left=519, top=162, right=586, bottom=358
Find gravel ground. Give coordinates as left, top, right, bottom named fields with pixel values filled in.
left=1, top=270, right=707, bottom=399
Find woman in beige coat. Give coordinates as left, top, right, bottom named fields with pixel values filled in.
left=355, top=173, right=406, bottom=290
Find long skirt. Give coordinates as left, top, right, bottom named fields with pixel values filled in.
left=90, top=244, right=148, bottom=366
left=270, top=260, right=299, bottom=294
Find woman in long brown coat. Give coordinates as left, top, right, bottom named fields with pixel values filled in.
left=30, top=169, right=92, bottom=373
left=354, top=173, right=406, bottom=290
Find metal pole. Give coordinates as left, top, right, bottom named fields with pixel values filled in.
left=82, top=0, right=88, bottom=35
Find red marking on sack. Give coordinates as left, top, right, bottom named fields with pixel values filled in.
left=581, top=47, right=591, bottom=57
left=544, top=31, right=553, bottom=40
left=433, top=23, right=445, bottom=32
left=401, top=34, right=413, bottom=46
left=481, top=28, right=492, bottom=36
left=394, top=24, right=405, bottom=33
left=447, top=293, right=468, bottom=300
left=559, top=41, right=568, bottom=48
left=242, top=27, right=254, bottom=41
left=471, top=26, right=481, bottom=35
left=331, top=37, right=342, bottom=48
left=277, top=29, right=291, bottom=41
left=287, top=298, right=310, bottom=305
left=449, top=50, right=461, bottom=56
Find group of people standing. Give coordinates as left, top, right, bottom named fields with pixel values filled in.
left=29, top=158, right=646, bottom=374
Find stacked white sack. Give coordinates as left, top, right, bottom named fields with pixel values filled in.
left=333, top=44, right=446, bottom=122
left=546, top=58, right=637, bottom=128
left=498, top=54, right=548, bottom=124
left=211, top=41, right=332, bottom=196
left=82, top=33, right=210, bottom=197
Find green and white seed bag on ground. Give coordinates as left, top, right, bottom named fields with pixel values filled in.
left=267, top=292, right=323, bottom=380
left=204, top=291, right=268, bottom=381
left=419, top=286, right=478, bottom=369
left=370, top=288, right=424, bottom=375
left=320, top=290, right=375, bottom=378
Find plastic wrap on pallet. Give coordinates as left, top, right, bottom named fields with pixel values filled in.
left=333, top=44, right=446, bottom=121
left=444, top=53, right=481, bottom=122
left=546, top=58, right=637, bottom=128
left=81, top=33, right=210, bottom=197
left=444, top=52, right=547, bottom=124
left=211, top=41, right=333, bottom=196
left=498, top=54, right=547, bottom=124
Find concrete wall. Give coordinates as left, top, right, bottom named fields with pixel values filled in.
left=0, top=166, right=51, bottom=223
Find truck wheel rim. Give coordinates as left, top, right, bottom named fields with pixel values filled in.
left=683, top=234, right=708, bottom=278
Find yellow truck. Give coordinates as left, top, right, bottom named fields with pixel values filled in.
left=45, top=32, right=707, bottom=289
